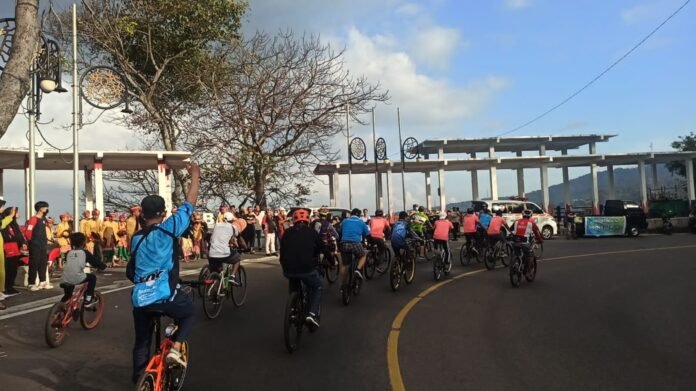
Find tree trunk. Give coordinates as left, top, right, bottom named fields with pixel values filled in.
left=0, top=0, right=40, bottom=139
left=253, top=168, right=266, bottom=208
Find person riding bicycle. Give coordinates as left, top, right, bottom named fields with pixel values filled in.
left=61, top=232, right=107, bottom=307
left=462, top=208, right=484, bottom=254
left=128, top=164, right=199, bottom=384
left=410, top=206, right=432, bottom=238
left=432, top=212, right=454, bottom=265
left=391, top=211, right=422, bottom=260
left=487, top=210, right=510, bottom=248
left=280, top=208, right=323, bottom=329
left=314, top=207, right=339, bottom=267
left=338, top=208, right=370, bottom=281
left=207, top=212, right=243, bottom=283
left=511, top=209, right=543, bottom=263
left=368, top=209, right=390, bottom=255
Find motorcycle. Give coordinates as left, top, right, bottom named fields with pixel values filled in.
left=661, top=212, right=673, bottom=235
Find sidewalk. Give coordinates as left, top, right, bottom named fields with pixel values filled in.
left=0, top=252, right=278, bottom=317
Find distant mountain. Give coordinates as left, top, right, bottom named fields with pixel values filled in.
left=445, top=165, right=683, bottom=210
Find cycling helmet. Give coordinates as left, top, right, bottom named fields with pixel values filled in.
left=495, top=210, right=503, bottom=217
left=318, top=206, right=330, bottom=217
left=351, top=208, right=361, bottom=216
left=522, top=209, right=533, bottom=218
left=466, top=207, right=474, bottom=214
left=418, top=206, right=425, bottom=212
left=375, top=209, right=384, bottom=217
left=293, top=208, right=311, bottom=223
left=399, top=211, right=408, bottom=220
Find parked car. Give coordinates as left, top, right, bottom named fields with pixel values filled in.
left=574, top=200, right=648, bottom=237
left=471, top=199, right=558, bottom=240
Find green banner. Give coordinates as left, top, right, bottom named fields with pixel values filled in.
left=584, top=216, right=626, bottom=236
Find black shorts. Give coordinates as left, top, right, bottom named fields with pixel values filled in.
left=339, top=242, right=365, bottom=265
left=208, top=251, right=241, bottom=272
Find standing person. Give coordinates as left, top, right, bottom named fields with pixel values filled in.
left=264, top=207, right=278, bottom=256
left=126, top=206, right=141, bottom=242
left=101, top=212, right=117, bottom=266
left=129, top=164, right=199, bottom=384
left=361, top=209, right=370, bottom=223
left=433, top=212, right=454, bottom=265
left=2, top=207, right=26, bottom=298
left=79, top=210, right=92, bottom=238
left=279, top=208, right=323, bottom=328
left=0, top=202, right=14, bottom=305
left=26, top=201, right=52, bottom=291
left=449, top=207, right=461, bottom=241
left=254, top=205, right=264, bottom=251
left=243, top=208, right=257, bottom=254
left=55, top=213, right=72, bottom=240
left=216, top=205, right=227, bottom=224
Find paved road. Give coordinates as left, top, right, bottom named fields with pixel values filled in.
left=1, top=234, right=695, bottom=390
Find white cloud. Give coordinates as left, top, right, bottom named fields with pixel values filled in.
left=410, top=26, right=465, bottom=70
left=505, top=0, right=532, bottom=10
left=396, top=3, right=423, bottom=16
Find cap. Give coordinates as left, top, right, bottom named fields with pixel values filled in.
left=141, top=195, right=166, bottom=218
left=439, top=212, right=447, bottom=219
left=223, top=212, right=236, bottom=222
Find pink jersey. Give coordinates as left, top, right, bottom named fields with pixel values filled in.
left=487, top=216, right=507, bottom=235
left=433, top=219, right=454, bottom=241
left=462, top=214, right=480, bottom=233
left=369, top=217, right=390, bottom=240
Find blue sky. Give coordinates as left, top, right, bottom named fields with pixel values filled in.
left=1, top=0, right=695, bottom=214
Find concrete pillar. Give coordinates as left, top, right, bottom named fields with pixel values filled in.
left=471, top=152, right=479, bottom=200
left=685, top=159, right=695, bottom=202
left=377, top=173, right=384, bottom=210
left=157, top=160, right=173, bottom=215
left=24, top=158, right=31, bottom=219
left=438, top=147, right=446, bottom=212
left=386, top=163, right=394, bottom=219
left=651, top=163, right=659, bottom=190
left=607, top=165, right=616, bottom=200
left=539, top=145, right=549, bottom=212
left=489, top=145, right=498, bottom=200
left=590, top=142, right=600, bottom=215
left=0, top=169, right=4, bottom=198
left=561, top=149, right=570, bottom=207
left=425, top=172, right=432, bottom=211
left=94, top=161, right=104, bottom=215
left=332, top=171, right=340, bottom=207
left=516, top=151, right=525, bottom=197
left=329, top=174, right=336, bottom=207
left=639, top=160, right=648, bottom=213
left=84, top=169, right=94, bottom=211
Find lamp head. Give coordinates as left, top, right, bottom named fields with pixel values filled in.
left=39, top=79, right=57, bottom=93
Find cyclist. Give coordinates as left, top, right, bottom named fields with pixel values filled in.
left=511, top=209, right=543, bottom=265
left=478, top=208, right=493, bottom=252
left=315, top=207, right=339, bottom=267
left=128, top=164, right=199, bottom=384
left=487, top=210, right=510, bottom=248
left=410, top=206, right=432, bottom=257
left=61, top=232, right=107, bottom=306
left=207, top=212, right=242, bottom=282
left=280, top=208, right=323, bottom=328
left=432, top=212, right=454, bottom=265
left=391, top=211, right=422, bottom=261
left=462, top=208, right=483, bottom=254
left=367, top=209, right=390, bottom=256
left=338, top=208, right=370, bottom=280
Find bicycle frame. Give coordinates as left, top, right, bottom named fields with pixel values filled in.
left=59, top=283, right=88, bottom=327
left=142, top=317, right=176, bottom=391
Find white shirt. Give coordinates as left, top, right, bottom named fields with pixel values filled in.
left=208, top=221, right=238, bottom=258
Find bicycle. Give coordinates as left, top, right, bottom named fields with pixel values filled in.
left=432, top=242, right=452, bottom=281
left=45, top=281, right=104, bottom=348
left=509, top=242, right=538, bottom=288
left=340, top=249, right=363, bottom=306
left=202, top=262, right=247, bottom=320
left=484, top=235, right=512, bottom=270
left=389, top=238, right=417, bottom=291
left=365, top=240, right=391, bottom=279
left=459, top=234, right=483, bottom=266
left=318, top=251, right=340, bottom=284
left=283, top=280, right=318, bottom=353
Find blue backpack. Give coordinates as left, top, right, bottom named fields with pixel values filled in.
left=391, top=221, right=408, bottom=247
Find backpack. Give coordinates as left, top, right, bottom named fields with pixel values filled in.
left=391, top=221, right=408, bottom=246
left=318, top=220, right=336, bottom=246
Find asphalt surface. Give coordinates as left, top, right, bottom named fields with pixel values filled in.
left=1, top=234, right=695, bottom=390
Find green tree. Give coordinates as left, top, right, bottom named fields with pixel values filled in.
left=667, top=132, right=696, bottom=182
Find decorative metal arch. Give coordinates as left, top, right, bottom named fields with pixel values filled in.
left=0, top=18, right=16, bottom=72
left=402, top=137, right=419, bottom=160
left=375, top=137, right=387, bottom=161
left=350, top=137, right=367, bottom=161
left=80, top=65, right=132, bottom=112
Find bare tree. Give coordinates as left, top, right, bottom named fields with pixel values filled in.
left=186, top=32, right=388, bottom=207
left=0, top=0, right=41, bottom=138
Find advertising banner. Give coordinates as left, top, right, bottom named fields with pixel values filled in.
left=584, top=216, right=626, bottom=236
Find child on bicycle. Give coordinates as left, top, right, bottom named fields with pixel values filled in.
left=61, top=232, right=107, bottom=307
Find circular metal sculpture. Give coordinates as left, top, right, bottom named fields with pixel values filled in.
left=402, top=137, right=419, bottom=160
left=80, top=66, right=128, bottom=110
left=0, top=18, right=16, bottom=71
left=375, top=137, right=387, bottom=160
left=350, top=137, right=367, bottom=161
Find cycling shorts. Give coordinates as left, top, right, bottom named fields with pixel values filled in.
left=339, top=241, right=365, bottom=265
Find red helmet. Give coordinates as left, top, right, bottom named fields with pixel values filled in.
left=292, top=208, right=311, bottom=224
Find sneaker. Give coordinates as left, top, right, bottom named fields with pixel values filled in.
left=0, top=293, right=6, bottom=301
left=166, top=348, right=187, bottom=368
left=354, top=270, right=364, bottom=280
left=41, top=282, right=54, bottom=290
left=229, top=275, right=241, bottom=286
left=84, top=295, right=98, bottom=309
left=29, top=284, right=41, bottom=292
left=305, top=313, right=320, bottom=329
left=3, top=289, right=20, bottom=297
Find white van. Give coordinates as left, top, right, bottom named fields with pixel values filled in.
left=471, top=199, right=558, bottom=240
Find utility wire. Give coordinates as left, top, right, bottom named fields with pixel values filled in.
left=498, top=0, right=691, bottom=137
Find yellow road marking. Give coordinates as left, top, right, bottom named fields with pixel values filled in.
left=386, top=244, right=696, bottom=390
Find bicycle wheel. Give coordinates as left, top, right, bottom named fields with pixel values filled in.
left=525, top=256, right=538, bottom=282
left=353, top=274, right=362, bottom=296
left=365, top=251, right=376, bottom=280
left=203, top=272, right=224, bottom=319
left=444, top=250, right=453, bottom=275
left=404, top=250, right=416, bottom=284
left=197, top=265, right=210, bottom=298
left=459, top=244, right=467, bottom=266
left=424, top=240, right=436, bottom=261
left=326, top=255, right=339, bottom=283
left=389, top=258, right=402, bottom=291
left=533, top=242, right=544, bottom=260
left=432, top=253, right=443, bottom=281
left=341, top=278, right=351, bottom=306
left=509, top=257, right=522, bottom=288
left=45, top=301, right=68, bottom=348
left=376, top=247, right=390, bottom=274
left=284, top=292, right=303, bottom=353
left=167, top=341, right=189, bottom=391
left=484, top=247, right=496, bottom=270
left=232, top=265, right=247, bottom=307
left=135, top=372, right=156, bottom=391
left=80, top=292, right=104, bottom=330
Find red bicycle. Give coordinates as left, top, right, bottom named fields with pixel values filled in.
left=44, top=282, right=104, bottom=347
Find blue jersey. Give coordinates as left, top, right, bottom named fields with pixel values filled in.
left=339, top=216, right=370, bottom=243
left=479, top=213, right=492, bottom=229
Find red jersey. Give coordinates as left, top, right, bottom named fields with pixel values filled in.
left=487, top=216, right=507, bottom=235
left=462, top=214, right=480, bottom=234
left=369, top=217, right=390, bottom=240
left=433, top=219, right=454, bottom=241
left=512, top=218, right=542, bottom=242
